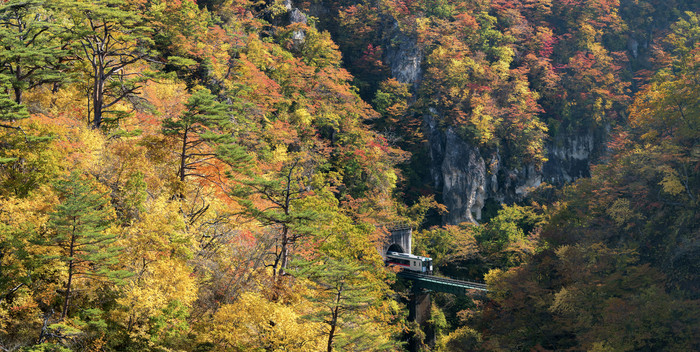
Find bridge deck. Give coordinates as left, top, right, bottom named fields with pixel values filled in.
left=397, top=271, right=488, bottom=295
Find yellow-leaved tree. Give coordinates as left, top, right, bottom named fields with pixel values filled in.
left=114, top=195, right=198, bottom=350
left=207, top=290, right=325, bottom=351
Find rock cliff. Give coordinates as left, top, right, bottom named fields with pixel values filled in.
left=386, top=27, right=604, bottom=224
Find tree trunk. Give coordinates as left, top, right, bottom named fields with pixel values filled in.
left=61, top=258, right=73, bottom=319
left=179, top=127, right=189, bottom=182
left=92, top=64, right=105, bottom=129
left=37, top=309, right=52, bottom=343
left=327, top=285, right=343, bottom=352
left=14, top=65, right=22, bottom=104
left=327, top=316, right=337, bottom=352
left=14, top=86, right=22, bottom=105
left=278, top=165, right=294, bottom=277
left=61, top=229, right=76, bottom=319
left=279, top=225, right=289, bottom=276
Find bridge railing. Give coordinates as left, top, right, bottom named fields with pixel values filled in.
left=397, top=271, right=488, bottom=295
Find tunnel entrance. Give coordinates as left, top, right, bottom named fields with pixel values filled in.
left=378, top=223, right=412, bottom=258
left=387, top=243, right=405, bottom=254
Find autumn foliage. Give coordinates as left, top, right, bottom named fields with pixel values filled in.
left=0, top=0, right=699, bottom=351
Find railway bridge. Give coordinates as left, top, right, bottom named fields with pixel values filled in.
left=399, top=271, right=487, bottom=351
left=397, top=271, right=488, bottom=295
left=379, top=223, right=488, bottom=350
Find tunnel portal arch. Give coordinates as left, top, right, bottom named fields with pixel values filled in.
left=379, top=223, right=412, bottom=259
left=386, top=243, right=405, bottom=254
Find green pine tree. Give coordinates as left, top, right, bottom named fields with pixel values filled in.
left=162, top=88, right=244, bottom=184
left=48, top=172, right=126, bottom=319
left=292, top=257, right=397, bottom=352
left=62, top=0, right=154, bottom=129
left=230, top=158, right=321, bottom=279
left=0, top=0, right=66, bottom=104
left=0, top=80, right=28, bottom=130
left=0, top=74, right=31, bottom=168
left=0, top=74, right=57, bottom=196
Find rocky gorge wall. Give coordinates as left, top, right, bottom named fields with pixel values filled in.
left=425, top=110, right=603, bottom=224
left=286, top=2, right=610, bottom=225
left=384, top=26, right=605, bottom=225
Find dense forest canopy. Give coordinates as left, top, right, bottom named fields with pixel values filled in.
left=0, top=0, right=697, bottom=351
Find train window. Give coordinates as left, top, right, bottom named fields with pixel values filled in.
left=389, top=258, right=410, bottom=266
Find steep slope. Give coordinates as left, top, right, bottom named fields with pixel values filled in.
left=303, top=0, right=696, bottom=224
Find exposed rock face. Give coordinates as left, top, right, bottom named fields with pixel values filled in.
left=284, top=0, right=602, bottom=225
left=425, top=112, right=487, bottom=224
left=425, top=111, right=601, bottom=224
left=283, top=0, right=307, bottom=49
left=542, top=133, right=597, bottom=184
left=378, top=16, right=604, bottom=225
left=289, top=8, right=307, bottom=24
left=628, top=36, right=639, bottom=58
left=384, top=22, right=422, bottom=86
left=442, top=130, right=488, bottom=224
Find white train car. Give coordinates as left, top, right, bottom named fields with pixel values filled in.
left=385, top=251, right=433, bottom=274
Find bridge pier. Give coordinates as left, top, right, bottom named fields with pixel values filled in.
left=409, top=288, right=431, bottom=325
left=408, top=286, right=435, bottom=351
left=398, top=272, right=488, bottom=351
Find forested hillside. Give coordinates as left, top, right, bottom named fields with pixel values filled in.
left=0, top=0, right=697, bottom=351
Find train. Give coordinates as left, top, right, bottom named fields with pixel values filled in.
left=385, top=251, right=433, bottom=274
